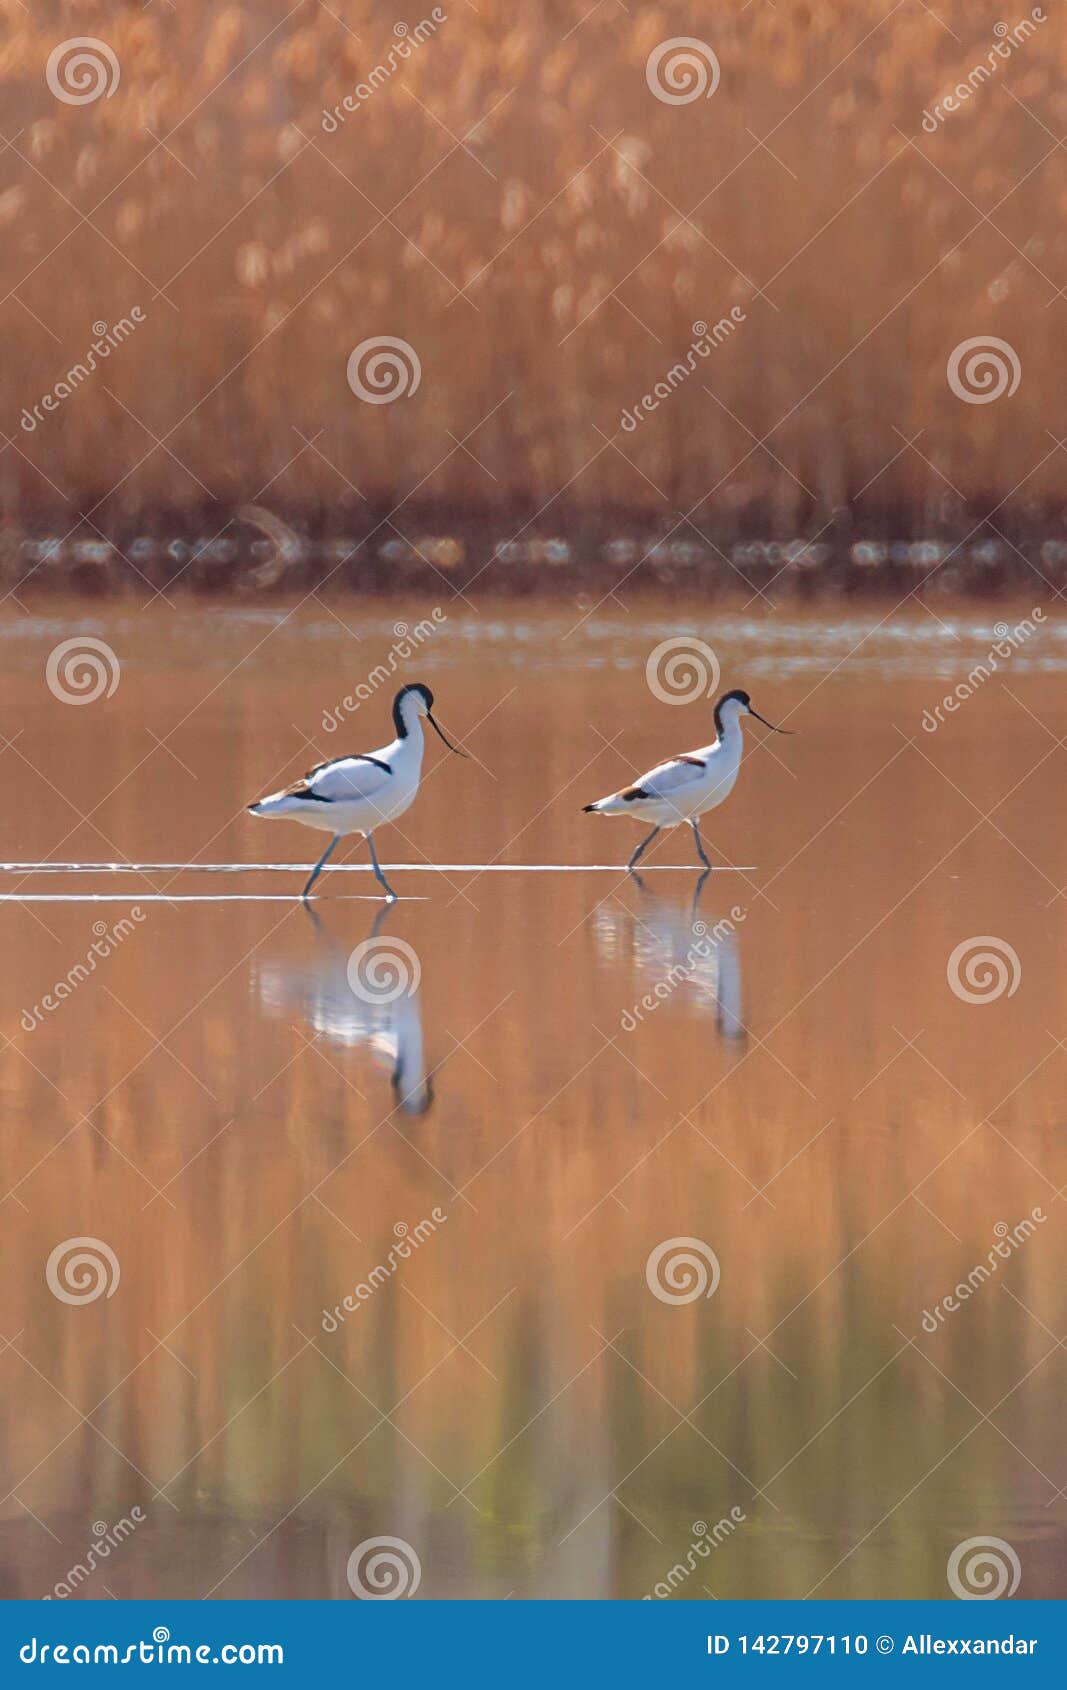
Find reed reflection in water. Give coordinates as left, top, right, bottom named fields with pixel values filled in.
left=0, top=600, right=1065, bottom=1600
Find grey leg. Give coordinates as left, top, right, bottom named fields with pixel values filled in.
left=366, top=832, right=397, bottom=901
left=302, top=834, right=340, bottom=900
left=627, top=824, right=660, bottom=875
left=691, top=819, right=712, bottom=871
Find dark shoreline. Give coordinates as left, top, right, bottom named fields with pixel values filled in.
left=2, top=515, right=1063, bottom=601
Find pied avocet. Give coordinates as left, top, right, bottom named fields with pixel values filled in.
left=583, top=688, right=792, bottom=873
left=248, top=682, right=467, bottom=900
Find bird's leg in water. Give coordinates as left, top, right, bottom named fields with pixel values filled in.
left=366, top=832, right=397, bottom=901
left=302, top=834, right=340, bottom=900
left=691, top=820, right=712, bottom=871
left=692, top=867, right=710, bottom=915
left=627, top=825, right=661, bottom=874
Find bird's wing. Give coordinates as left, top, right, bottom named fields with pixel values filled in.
left=292, top=754, right=394, bottom=804
left=630, top=751, right=708, bottom=800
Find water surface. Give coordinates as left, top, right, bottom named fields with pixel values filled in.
left=0, top=598, right=1064, bottom=1600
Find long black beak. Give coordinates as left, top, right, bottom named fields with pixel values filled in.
left=750, top=709, right=794, bottom=735
left=427, top=711, right=469, bottom=756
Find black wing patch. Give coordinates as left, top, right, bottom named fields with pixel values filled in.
left=281, top=778, right=331, bottom=802
left=621, top=786, right=651, bottom=801
left=307, top=754, right=392, bottom=777
left=675, top=755, right=706, bottom=768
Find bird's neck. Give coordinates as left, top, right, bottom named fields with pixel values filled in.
left=717, top=713, right=744, bottom=751
left=393, top=716, right=425, bottom=759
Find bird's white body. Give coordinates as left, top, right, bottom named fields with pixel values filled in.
left=251, top=725, right=425, bottom=837
left=586, top=696, right=747, bottom=829
left=248, top=683, right=464, bottom=899
left=584, top=690, right=790, bottom=874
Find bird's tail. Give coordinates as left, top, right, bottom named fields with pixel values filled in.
left=582, top=794, right=625, bottom=815
left=248, top=790, right=306, bottom=819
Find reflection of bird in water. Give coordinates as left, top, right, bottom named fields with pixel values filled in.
left=593, top=874, right=746, bottom=1041
left=254, top=906, right=434, bottom=1114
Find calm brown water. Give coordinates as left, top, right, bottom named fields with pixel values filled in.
left=1, top=598, right=1065, bottom=1600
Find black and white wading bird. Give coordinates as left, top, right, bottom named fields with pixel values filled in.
left=248, top=683, right=467, bottom=900
left=582, top=688, right=792, bottom=874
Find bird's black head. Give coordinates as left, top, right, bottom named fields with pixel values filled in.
left=714, top=688, right=793, bottom=737
left=713, top=689, right=751, bottom=734
left=393, top=683, right=434, bottom=735
left=393, top=682, right=468, bottom=755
